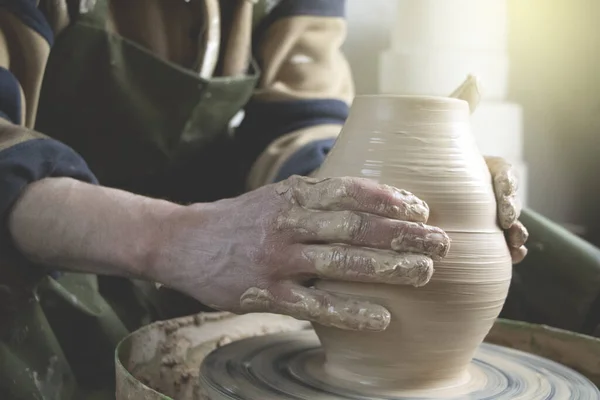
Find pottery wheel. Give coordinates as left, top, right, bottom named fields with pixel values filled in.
left=199, top=330, right=600, bottom=399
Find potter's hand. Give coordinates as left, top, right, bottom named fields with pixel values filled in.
left=154, top=176, right=450, bottom=332
left=485, top=156, right=529, bottom=263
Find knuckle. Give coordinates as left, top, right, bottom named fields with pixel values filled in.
left=376, top=184, right=396, bottom=209
left=307, top=291, right=329, bottom=314
left=333, top=177, right=354, bottom=199
left=356, top=254, right=376, bottom=275
left=342, top=211, right=368, bottom=240
left=330, top=246, right=351, bottom=267
left=393, top=219, right=413, bottom=237
left=275, top=176, right=302, bottom=204
left=287, top=174, right=303, bottom=186
left=273, top=209, right=294, bottom=232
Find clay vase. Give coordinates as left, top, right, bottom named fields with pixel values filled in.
left=311, top=80, right=512, bottom=394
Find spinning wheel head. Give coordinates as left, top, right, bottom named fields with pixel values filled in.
left=200, top=330, right=600, bottom=400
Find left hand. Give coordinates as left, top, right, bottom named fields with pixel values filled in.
left=485, top=156, right=528, bottom=264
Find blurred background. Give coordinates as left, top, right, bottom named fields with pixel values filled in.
left=342, top=0, right=600, bottom=246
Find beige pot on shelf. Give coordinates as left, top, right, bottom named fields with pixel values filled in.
left=311, top=76, right=512, bottom=394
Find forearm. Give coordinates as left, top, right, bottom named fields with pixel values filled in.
left=8, top=177, right=182, bottom=280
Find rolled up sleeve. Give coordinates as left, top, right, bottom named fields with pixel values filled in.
left=0, top=1, right=97, bottom=270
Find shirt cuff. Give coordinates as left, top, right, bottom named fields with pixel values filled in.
left=1, top=138, right=98, bottom=277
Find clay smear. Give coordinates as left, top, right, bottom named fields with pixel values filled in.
left=240, top=286, right=391, bottom=332
left=275, top=175, right=430, bottom=222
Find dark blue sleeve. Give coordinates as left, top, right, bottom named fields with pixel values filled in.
left=0, top=138, right=99, bottom=277
left=0, top=138, right=99, bottom=218
left=237, top=99, right=348, bottom=175
left=0, top=0, right=54, bottom=45
left=0, top=1, right=97, bottom=273
left=274, top=137, right=336, bottom=182
left=0, top=68, right=23, bottom=125
left=0, top=1, right=95, bottom=278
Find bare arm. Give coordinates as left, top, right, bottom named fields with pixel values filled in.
left=8, top=177, right=180, bottom=280
left=7, top=174, right=450, bottom=332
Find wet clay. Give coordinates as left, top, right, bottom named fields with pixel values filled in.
left=240, top=286, right=391, bottom=332
left=275, top=176, right=430, bottom=222
left=310, top=80, right=513, bottom=393
left=126, top=312, right=309, bottom=400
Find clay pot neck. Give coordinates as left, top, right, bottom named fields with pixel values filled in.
left=345, top=95, right=471, bottom=139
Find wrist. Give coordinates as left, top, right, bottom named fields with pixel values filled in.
left=143, top=202, right=214, bottom=289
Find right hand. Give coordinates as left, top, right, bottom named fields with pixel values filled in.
left=151, top=175, right=450, bottom=332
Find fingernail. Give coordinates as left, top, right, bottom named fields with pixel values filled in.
left=408, top=257, right=434, bottom=287
left=390, top=188, right=429, bottom=221
left=429, top=232, right=451, bottom=259
left=364, top=306, right=391, bottom=331
left=378, top=255, right=434, bottom=286
left=406, top=202, right=429, bottom=222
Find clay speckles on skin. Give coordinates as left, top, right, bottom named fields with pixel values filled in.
left=239, top=287, right=391, bottom=332
left=391, top=223, right=450, bottom=260
left=384, top=185, right=430, bottom=221
left=302, top=246, right=433, bottom=287
left=484, top=156, right=529, bottom=262
left=485, top=156, right=520, bottom=230
left=275, top=175, right=429, bottom=222
left=275, top=209, right=357, bottom=240
left=276, top=208, right=450, bottom=259
left=276, top=176, right=356, bottom=209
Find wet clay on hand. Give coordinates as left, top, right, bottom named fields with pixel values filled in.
left=311, top=82, right=512, bottom=393
left=156, top=173, right=449, bottom=334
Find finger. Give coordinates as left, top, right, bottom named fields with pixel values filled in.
left=290, top=245, right=434, bottom=287
left=506, top=220, right=529, bottom=249
left=485, top=157, right=520, bottom=229
left=278, top=209, right=450, bottom=260
left=239, top=284, right=391, bottom=332
left=510, top=246, right=528, bottom=264
left=486, top=156, right=518, bottom=198
left=498, top=194, right=521, bottom=230
left=277, top=175, right=429, bottom=223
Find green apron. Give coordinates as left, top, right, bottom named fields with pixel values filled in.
left=35, top=0, right=259, bottom=203
left=1, top=1, right=265, bottom=399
